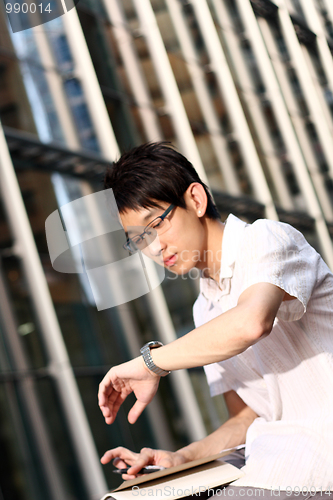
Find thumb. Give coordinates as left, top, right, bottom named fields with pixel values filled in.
left=128, top=400, right=148, bottom=424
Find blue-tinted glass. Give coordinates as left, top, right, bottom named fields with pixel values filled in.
left=83, top=135, right=99, bottom=152
left=64, top=78, right=83, bottom=98
left=63, top=79, right=100, bottom=152
left=73, top=103, right=90, bottom=129
left=54, top=34, right=73, bottom=66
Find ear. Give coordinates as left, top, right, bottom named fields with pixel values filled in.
left=183, top=183, right=208, bottom=218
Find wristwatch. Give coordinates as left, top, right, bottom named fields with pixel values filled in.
left=140, top=341, right=170, bottom=377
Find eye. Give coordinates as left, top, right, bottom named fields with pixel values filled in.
left=132, top=235, right=143, bottom=244
left=151, top=219, right=163, bottom=229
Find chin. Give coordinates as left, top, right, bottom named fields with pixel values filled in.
left=175, top=263, right=198, bottom=276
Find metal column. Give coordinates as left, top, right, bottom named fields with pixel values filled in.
left=29, top=23, right=80, bottom=149
left=74, top=178, right=176, bottom=450
left=102, top=0, right=163, bottom=143
left=131, top=0, right=209, bottom=184
left=321, top=0, right=333, bottom=31
left=0, top=121, right=108, bottom=500
left=211, top=0, right=293, bottom=208
left=58, top=0, right=120, bottom=160
left=300, top=45, right=333, bottom=138
left=189, top=0, right=277, bottom=220
left=298, top=0, right=333, bottom=94
left=0, top=261, right=69, bottom=500
left=165, top=0, right=240, bottom=195
left=257, top=15, right=333, bottom=266
left=272, top=0, right=333, bottom=177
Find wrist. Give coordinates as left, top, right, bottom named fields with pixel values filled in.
left=177, top=443, right=201, bottom=463
left=139, top=355, right=160, bottom=379
left=140, top=341, right=170, bottom=377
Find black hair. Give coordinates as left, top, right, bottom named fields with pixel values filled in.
left=104, top=142, right=220, bottom=219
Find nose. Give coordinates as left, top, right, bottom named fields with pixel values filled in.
left=144, top=234, right=165, bottom=260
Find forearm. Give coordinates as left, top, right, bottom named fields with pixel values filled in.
left=152, top=307, right=254, bottom=371
left=151, top=283, right=284, bottom=371
left=99, top=284, right=284, bottom=426
left=177, top=405, right=257, bottom=462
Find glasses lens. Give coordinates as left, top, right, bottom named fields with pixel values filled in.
left=146, top=217, right=170, bottom=235
left=132, top=235, right=145, bottom=249
left=126, top=227, right=158, bottom=252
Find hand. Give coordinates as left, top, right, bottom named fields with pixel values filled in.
left=101, top=446, right=188, bottom=479
left=98, top=356, right=160, bottom=424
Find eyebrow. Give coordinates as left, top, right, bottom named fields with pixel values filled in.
left=126, top=212, right=157, bottom=236
left=142, top=207, right=163, bottom=222
left=126, top=206, right=165, bottom=237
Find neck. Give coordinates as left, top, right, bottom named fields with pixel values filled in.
left=197, top=218, right=225, bottom=282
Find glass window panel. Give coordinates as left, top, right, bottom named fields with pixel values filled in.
left=77, top=6, right=139, bottom=150
left=0, top=381, right=37, bottom=500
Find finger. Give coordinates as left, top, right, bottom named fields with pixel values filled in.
left=100, top=387, right=125, bottom=424
left=128, top=400, right=148, bottom=424
left=98, top=373, right=114, bottom=406
left=98, top=381, right=109, bottom=407
left=122, top=473, right=137, bottom=480
left=100, top=447, right=138, bottom=465
left=112, top=458, right=128, bottom=469
left=100, top=453, right=115, bottom=465
left=126, top=449, right=154, bottom=476
left=101, top=450, right=120, bottom=465
left=100, top=388, right=120, bottom=419
left=107, top=384, right=122, bottom=405
left=104, top=390, right=129, bottom=424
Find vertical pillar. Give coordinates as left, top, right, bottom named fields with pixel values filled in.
left=298, top=0, right=333, bottom=94
left=189, top=0, right=277, bottom=220
left=0, top=261, right=69, bottom=500
left=59, top=0, right=120, bottom=160
left=321, top=0, right=333, bottom=32
left=165, top=0, right=240, bottom=195
left=257, top=16, right=333, bottom=267
left=29, top=23, right=80, bottom=148
left=102, top=0, right=163, bottom=143
left=0, top=121, right=108, bottom=500
left=212, top=0, right=293, bottom=208
left=272, top=0, right=333, bottom=177
left=131, top=0, right=209, bottom=184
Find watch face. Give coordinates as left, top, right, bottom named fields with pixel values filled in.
left=147, top=341, right=162, bottom=349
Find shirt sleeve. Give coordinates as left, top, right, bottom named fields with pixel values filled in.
left=192, top=294, right=206, bottom=328
left=238, top=219, right=320, bottom=322
left=203, top=362, right=235, bottom=396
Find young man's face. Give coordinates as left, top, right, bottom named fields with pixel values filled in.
left=120, top=200, right=207, bottom=276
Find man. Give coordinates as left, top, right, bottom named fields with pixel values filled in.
left=98, top=142, right=333, bottom=497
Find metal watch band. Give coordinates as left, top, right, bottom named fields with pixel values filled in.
left=140, top=341, right=170, bottom=377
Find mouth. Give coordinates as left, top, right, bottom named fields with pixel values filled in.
left=163, top=254, right=177, bottom=266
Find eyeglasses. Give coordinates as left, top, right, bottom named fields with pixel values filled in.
left=123, top=204, right=175, bottom=253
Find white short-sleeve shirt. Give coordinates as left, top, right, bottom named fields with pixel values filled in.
left=193, top=214, right=333, bottom=490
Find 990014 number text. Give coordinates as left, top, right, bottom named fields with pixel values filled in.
left=5, top=3, right=52, bottom=14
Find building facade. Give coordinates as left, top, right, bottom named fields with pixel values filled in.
left=0, top=0, right=333, bottom=499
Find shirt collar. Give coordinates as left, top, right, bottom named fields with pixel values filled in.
left=219, top=214, right=248, bottom=279
left=199, top=214, right=248, bottom=300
